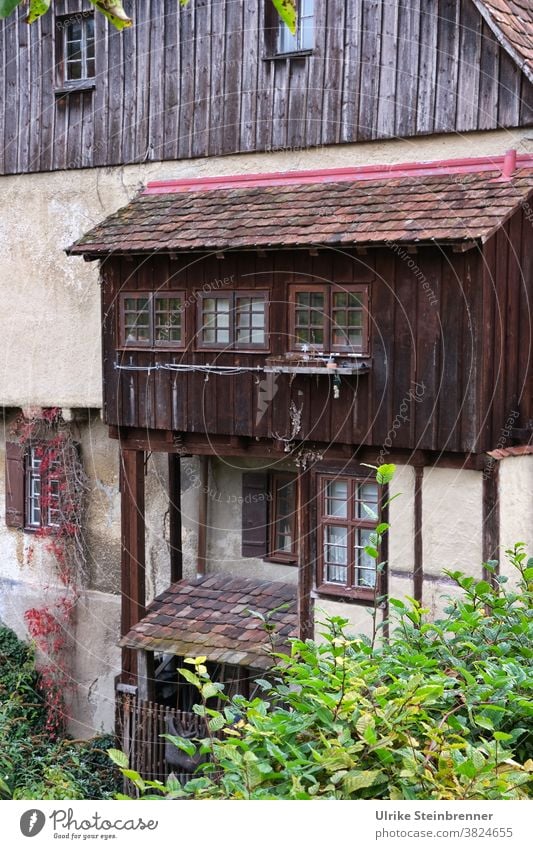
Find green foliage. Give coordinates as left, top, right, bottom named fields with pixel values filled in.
left=117, top=544, right=533, bottom=800
left=0, top=625, right=120, bottom=799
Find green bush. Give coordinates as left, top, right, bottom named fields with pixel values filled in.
left=0, top=626, right=120, bottom=799
left=111, top=543, right=533, bottom=800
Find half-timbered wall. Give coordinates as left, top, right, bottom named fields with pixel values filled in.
left=1, top=0, right=533, bottom=176
left=100, top=243, right=501, bottom=453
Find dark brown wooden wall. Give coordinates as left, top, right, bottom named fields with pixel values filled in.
left=481, top=206, right=533, bottom=449
left=1, top=0, right=533, bottom=176
left=100, top=244, right=494, bottom=453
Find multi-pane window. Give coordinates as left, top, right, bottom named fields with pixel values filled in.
left=198, top=292, right=268, bottom=350
left=25, top=447, right=61, bottom=530
left=290, top=285, right=369, bottom=354
left=278, top=0, right=314, bottom=53
left=269, top=473, right=297, bottom=562
left=62, top=17, right=95, bottom=82
left=120, top=293, right=185, bottom=348
left=318, top=476, right=380, bottom=596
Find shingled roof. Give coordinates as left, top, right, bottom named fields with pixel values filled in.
left=67, top=162, right=533, bottom=255
left=474, top=0, right=533, bottom=82
left=120, top=574, right=297, bottom=670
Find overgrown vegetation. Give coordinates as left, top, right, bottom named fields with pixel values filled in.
left=111, top=542, right=533, bottom=800
left=0, top=626, right=120, bottom=799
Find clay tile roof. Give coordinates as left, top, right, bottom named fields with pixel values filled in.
left=487, top=444, right=533, bottom=459
left=67, top=164, right=533, bottom=256
left=474, top=1, right=533, bottom=82
left=120, top=573, right=297, bottom=669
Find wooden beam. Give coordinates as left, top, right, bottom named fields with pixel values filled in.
left=120, top=448, right=146, bottom=684
left=482, top=461, right=500, bottom=586
left=168, top=454, right=183, bottom=584
left=413, top=465, right=424, bottom=603
left=297, top=468, right=314, bottom=640
left=197, top=456, right=209, bottom=578
left=137, top=650, right=155, bottom=702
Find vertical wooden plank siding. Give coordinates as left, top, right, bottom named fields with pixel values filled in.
left=1, top=0, right=532, bottom=175
left=120, top=448, right=146, bottom=682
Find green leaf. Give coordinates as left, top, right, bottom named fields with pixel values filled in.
left=201, top=682, right=220, bottom=700
left=178, top=668, right=202, bottom=688
left=90, top=0, right=132, bottom=30
left=107, top=748, right=129, bottom=768
left=343, top=770, right=384, bottom=793
left=208, top=714, right=225, bottom=732
left=25, top=0, right=49, bottom=24
left=0, top=0, right=21, bottom=18
left=271, top=0, right=297, bottom=34
left=376, top=463, right=396, bottom=484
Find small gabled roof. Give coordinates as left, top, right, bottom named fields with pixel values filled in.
left=474, top=0, right=533, bottom=83
left=67, top=155, right=533, bottom=257
left=120, top=573, right=297, bottom=670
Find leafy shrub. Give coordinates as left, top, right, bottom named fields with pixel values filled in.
left=0, top=626, right=120, bottom=799
left=111, top=544, right=533, bottom=800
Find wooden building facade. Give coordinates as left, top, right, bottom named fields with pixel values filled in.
left=2, top=0, right=533, bottom=175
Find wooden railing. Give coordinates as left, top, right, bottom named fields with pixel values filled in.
left=116, top=690, right=206, bottom=788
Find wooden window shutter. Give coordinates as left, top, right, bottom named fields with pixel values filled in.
left=241, top=472, right=269, bottom=558
left=5, top=442, right=24, bottom=529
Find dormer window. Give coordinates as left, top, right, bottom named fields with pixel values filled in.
left=277, top=0, right=314, bottom=54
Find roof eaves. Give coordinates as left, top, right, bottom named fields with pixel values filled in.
left=471, top=0, right=533, bottom=84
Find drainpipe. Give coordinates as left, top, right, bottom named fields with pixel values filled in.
left=196, top=456, right=209, bottom=578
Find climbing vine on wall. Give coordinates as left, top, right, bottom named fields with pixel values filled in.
left=11, top=408, right=87, bottom=738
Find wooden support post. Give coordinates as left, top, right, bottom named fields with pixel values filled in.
left=120, top=448, right=146, bottom=684
left=137, top=650, right=155, bottom=702
left=168, top=454, right=183, bottom=584
left=297, top=468, right=314, bottom=640
left=196, top=456, right=209, bottom=578
left=482, top=460, right=500, bottom=585
left=413, top=465, right=424, bottom=603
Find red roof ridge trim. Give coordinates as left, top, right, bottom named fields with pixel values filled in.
left=144, top=154, right=533, bottom=195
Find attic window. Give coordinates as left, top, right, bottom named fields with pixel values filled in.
left=265, top=0, right=314, bottom=57
left=56, top=14, right=96, bottom=91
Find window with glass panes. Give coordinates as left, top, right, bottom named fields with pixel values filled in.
left=290, top=285, right=369, bottom=354
left=198, top=292, right=268, bottom=350
left=25, top=447, right=61, bottom=530
left=63, top=16, right=95, bottom=82
left=269, top=474, right=297, bottom=561
left=318, top=476, right=380, bottom=595
left=120, top=293, right=185, bottom=348
left=277, top=0, right=314, bottom=53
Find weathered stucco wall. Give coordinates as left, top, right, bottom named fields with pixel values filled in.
left=1, top=127, right=531, bottom=408
left=499, top=454, right=533, bottom=581
left=0, top=411, right=121, bottom=735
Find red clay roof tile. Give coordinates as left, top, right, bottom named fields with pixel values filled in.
left=68, top=167, right=533, bottom=256
left=120, top=573, right=297, bottom=669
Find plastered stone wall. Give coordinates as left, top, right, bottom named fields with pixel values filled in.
left=1, top=127, right=531, bottom=408
left=422, top=467, right=483, bottom=577
left=499, top=455, right=533, bottom=581
left=0, top=412, right=121, bottom=736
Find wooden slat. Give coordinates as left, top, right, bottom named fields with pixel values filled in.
left=358, top=0, right=382, bottom=140
left=395, top=0, right=420, bottom=137
left=120, top=448, right=146, bottom=682
left=377, top=0, right=399, bottom=139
